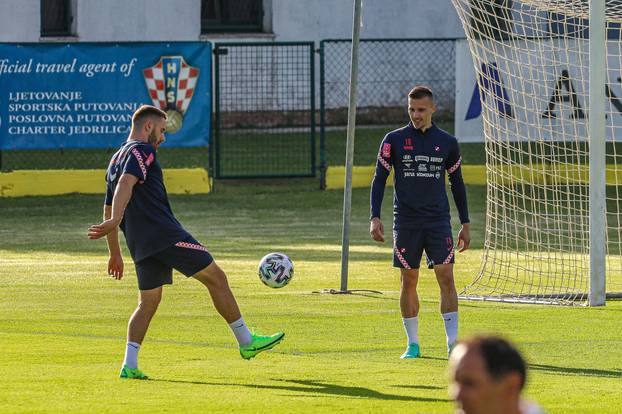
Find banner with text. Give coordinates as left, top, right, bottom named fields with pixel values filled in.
left=455, top=38, right=622, bottom=142
left=0, top=42, right=211, bottom=150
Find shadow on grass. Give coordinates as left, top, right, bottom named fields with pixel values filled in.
left=417, top=355, right=452, bottom=362
left=310, top=289, right=398, bottom=301
left=391, top=384, right=445, bottom=390
left=529, top=363, right=622, bottom=378
left=149, top=378, right=450, bottom=402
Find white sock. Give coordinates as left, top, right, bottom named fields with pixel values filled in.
left=442, top=311, right=459, bottom=347
left=229, top=317, right=252, bottom=346
left=402, top=316, right=419, bottom=345
left=123, top=341, right=140, bottom=369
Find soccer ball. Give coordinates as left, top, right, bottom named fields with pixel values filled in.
left=165, top=110, right=183, bottom=134
left=258, top=252, right=294, bottom=288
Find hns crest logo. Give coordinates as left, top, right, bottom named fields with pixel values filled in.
left=143, top=56, right=199, bottom=134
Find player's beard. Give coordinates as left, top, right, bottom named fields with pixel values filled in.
left=148, top=130, right=159, bottom=148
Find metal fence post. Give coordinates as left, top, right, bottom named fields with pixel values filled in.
left=319, top=40, right=327, bottom=189
left=310, top=42, right=317, bottom=178
left=213, top=45, right=224, bottom=179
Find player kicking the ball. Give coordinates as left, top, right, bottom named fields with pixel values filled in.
left=88, top=105, right=284, bottom=379
left=370, top=86, right=470, bottom=359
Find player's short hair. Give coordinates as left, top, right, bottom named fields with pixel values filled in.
left=132, top=105, right=167, bottom=129
left=408, top=85, right=434, bottom=101
left=462, top=335, right=527, bottom=389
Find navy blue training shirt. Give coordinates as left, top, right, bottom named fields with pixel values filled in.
left=370, top=122, right=469, bottom=229
left=105, top=140, right=190, bottom=262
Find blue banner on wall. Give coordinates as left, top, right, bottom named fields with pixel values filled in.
left=0, top=42, right=211, bottom=150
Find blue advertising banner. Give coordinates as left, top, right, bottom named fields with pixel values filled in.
left=0, top=42, right=211, bottom=150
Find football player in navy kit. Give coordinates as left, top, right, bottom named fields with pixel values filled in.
left=369, top=86, right=470, bottom=359
left=88, top=105, right=284, bottom=379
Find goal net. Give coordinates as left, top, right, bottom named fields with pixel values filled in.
left=451, top=0, right=622, bottom=304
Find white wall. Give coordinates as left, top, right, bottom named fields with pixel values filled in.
left=0, top=0, right=40, bottom=42
left=0, top=0, right=464, bottom=42
left=270, top=0, right=463, bottom=42
left=0, top=0, right=463, bottom=115
left=76, top=0, right=200, bottom=41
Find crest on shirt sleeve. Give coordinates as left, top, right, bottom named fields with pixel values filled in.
left=143, top=56, right=200, bottom=134
left=382, top=143, right=391, bottom=158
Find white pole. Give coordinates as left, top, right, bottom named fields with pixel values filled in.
left=589, top=0, right=606, bottom=306
left=339, top=0, right=362, bottom=292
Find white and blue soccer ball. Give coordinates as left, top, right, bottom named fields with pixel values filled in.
left=258, top=252, right=294, bottom=288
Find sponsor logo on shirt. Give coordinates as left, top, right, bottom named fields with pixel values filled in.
left=108, top=167, right=118, bottom=182
left=405, top=171, right=440, bottom=178
left=404, top=138, right=413, bottom=150
left=416, top=172, right=436, bottom=178
left=415, top=155, right=429, bottom=162
left=402, top=154, right=415, bottom=170
left=430, top=156, right=443, bottom=163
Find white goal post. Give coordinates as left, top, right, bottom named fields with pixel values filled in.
left=451, top=0, right=622, bottom=305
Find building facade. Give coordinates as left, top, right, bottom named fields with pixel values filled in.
left=0, top=0, right=463, bottom=43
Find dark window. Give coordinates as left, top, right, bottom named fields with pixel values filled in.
left=548, top=13, right=588, bottom=39
left=41, top=0, right=73, bottom=37
left=469, top=0, right=514, bottom=40
left=608, top=22, right=622, bottom=40
left=548, top=13, right=621, bottom=40
left=201, top=0, right=263, bottom=33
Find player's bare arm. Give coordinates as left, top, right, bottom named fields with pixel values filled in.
left=88, top=174, right=138, bottom=240
left=103, top=204, right=124, bottom=279
left=457, top=223, right=471, bottom=252
left=370, top=217, right=385, bottom=242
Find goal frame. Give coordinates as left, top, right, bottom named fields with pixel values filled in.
left=452, top=0, right=613, bottom=306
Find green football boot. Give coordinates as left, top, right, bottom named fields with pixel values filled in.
left=400, top=343, right=421, bottom=359
left=119, top=365, right=149, bottom=380
left=239, top=332, right=285, bottom=360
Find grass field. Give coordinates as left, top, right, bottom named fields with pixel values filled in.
left=0, top=120, right=488, bottom=173
left=1, top=181, right=621, bottom=413
left=7, top=118, right=622, bottom=173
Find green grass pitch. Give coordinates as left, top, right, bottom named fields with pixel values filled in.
left=0, top=181, right=620, bottom=413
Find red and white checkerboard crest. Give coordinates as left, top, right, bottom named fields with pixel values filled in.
left=143, top=56, right=199, bottom=115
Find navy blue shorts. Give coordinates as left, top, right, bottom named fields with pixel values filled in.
left=393, top=221, right=455, bottom=270
left=134, top=236, right=214, bottom=290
